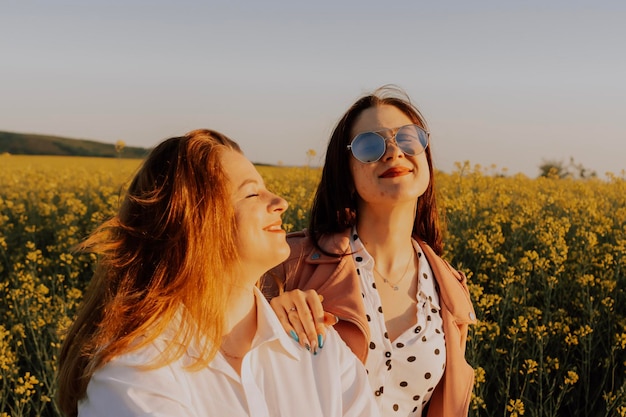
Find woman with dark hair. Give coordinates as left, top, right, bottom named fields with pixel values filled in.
left=57, top=129, right=377, bottom=417
left=263, top=86, right=476, bottom=417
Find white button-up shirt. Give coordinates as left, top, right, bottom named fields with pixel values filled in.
left=349, top=229, right=446, bottom=416
left=79, top=288, right=379, bottom=417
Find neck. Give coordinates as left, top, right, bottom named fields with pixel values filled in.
left=225, top=286, right=256, bottom=329
left=356, top=200, right=416, bottom=272
left=223, top=265, right=263, bottom=333
left=221, top=284, right=257, bottom=360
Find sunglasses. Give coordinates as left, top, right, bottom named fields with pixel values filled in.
left=346, top=124, right=430, bottom=163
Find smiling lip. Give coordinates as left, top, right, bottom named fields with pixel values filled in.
left=379, top=166, right=413, bottom=178
left=264, top=221, right=285, bottom=233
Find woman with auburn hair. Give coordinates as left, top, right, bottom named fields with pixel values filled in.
left=263, top=86, right=476, bottom=417
left=57, top=129, right=378, bottom=417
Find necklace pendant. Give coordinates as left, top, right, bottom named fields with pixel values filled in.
left=383, top=277, right=400, bottom=291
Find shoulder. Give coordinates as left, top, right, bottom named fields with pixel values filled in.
left=81, top=344, right=194, bottom=416
left=416, top=239, right=465, bottom=283
left=312, top=327, right=362, bottom=369
left=283, top=229, right=352, bottom=267
left=101, top=325, right=193, bottom=372
left=416, top=239, right=477, bottom=324
left=93, top=344, right=177, bottom=381
left=324, top=327, right=353, bottom=355
left=284, top=230, right=314, bottom=260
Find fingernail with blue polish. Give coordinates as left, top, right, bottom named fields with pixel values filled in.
left=305, top=343, right=311, bottom=351
left=318, top=334, right=324, bottom=349
left=289, top=330, right=299, bottom=343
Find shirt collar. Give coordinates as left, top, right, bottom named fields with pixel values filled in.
left=414, top=241, right=442, bottom=310
left=208, top=288, right=302, bottom=370
left=249, top=287, right=301, bottom=360
left=350, top=226, right=441, bottom=309
left=159, top=289, right=301, bottom=364
left=204, top=288, right=302, bottom=377
left=349, top=226, right=374, bottom=269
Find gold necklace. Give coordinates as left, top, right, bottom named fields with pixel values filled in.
left=220, top=336, right=247, bottom=360
left=220, top=346, right=243, bottom=360
left=373, top=251, right=415, bottom=291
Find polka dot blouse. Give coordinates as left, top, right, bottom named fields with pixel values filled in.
left=349, top=228, right=446, bottom=416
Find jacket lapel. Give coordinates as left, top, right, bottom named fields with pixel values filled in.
left=418, top=240, right=476, bottom=325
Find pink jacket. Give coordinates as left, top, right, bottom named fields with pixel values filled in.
left=262, top=230, right=476, bottom=417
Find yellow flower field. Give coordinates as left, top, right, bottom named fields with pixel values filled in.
left=1, top=155, right=625, bottom=417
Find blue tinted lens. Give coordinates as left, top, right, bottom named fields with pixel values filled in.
left=395, top=125, right=428, bottom=156
left=351, top=132, right=385, bottom=163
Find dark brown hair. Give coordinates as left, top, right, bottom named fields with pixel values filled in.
left=309, top=85, right=444, bottom=255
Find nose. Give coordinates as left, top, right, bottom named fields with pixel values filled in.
left=382, top=134, right=404, bottom=161
left=270, top=193, right=289, bottom=213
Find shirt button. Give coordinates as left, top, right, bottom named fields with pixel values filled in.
left=385, top=351, right=391, bottom=358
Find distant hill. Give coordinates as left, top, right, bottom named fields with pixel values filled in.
left=0, top=131, right=150, bottom=158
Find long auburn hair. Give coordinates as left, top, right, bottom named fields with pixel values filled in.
left=309, top=85, right=444, bottom=255
left=57, top=129, right=241, bottom=417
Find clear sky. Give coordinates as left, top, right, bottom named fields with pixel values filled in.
left=2, top=0, right=625, bottom=177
